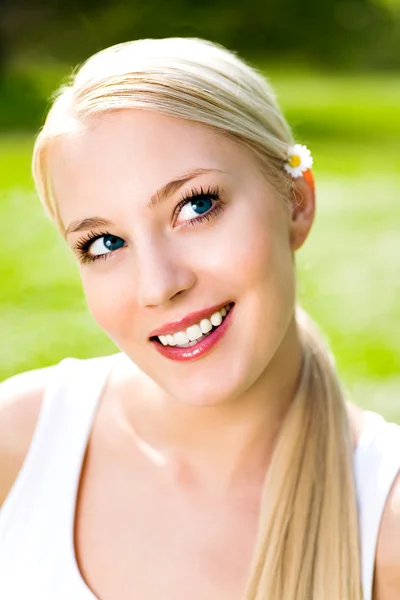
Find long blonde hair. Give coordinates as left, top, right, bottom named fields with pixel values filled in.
left=31, top=37, right=362, bottom=599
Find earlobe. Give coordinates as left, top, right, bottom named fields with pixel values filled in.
left=289, top=171, right=316, bottom=252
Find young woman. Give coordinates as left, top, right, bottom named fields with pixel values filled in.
left=0, top=37, right=399, bottom=600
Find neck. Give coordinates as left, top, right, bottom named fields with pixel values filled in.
left=113, top=317, right=304, bottom=493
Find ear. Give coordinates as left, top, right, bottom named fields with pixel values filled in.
left=288, top=171, right=316, bottom=252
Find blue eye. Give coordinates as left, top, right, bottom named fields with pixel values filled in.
left=192, top=197, right=213, bottom=214
left=175, top=185, right=223, bottom=227
left=178, top=197, right=213, bottom=220
left=74, top=231, right=126, bottom=265
left=89, top=234, right=125, bottom=256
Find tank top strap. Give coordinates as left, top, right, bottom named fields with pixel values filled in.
left=353, top=409, right=400, bottom=600
left=0, top=353, right=119, bottom=545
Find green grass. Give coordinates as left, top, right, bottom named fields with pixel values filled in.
left=1, top=69, right=399, bottom=422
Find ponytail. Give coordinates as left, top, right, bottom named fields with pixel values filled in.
left=242, top=305, right=363, bottom=600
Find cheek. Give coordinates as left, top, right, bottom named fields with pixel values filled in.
left=219, top=205, right=293, bottom=291
left=79, top=268, right=136, bottom=337
left=228, top=207, right=296, bottom=343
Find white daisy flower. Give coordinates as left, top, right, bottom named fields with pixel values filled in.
left=284, top=144, right=313, bottom=178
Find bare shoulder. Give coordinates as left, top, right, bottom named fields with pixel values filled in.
left=0, top=366, right=56, bottom=506
left=373, top=453, right=400, bottom=598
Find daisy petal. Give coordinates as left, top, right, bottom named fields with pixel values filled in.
left=285, top=143, right=313, bottom=177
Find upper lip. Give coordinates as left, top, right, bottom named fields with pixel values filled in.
left=149, top=301, right=233, bottom=338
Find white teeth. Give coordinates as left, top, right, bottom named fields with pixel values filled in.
left=157, top=303, right=232, bottom=347
left=174, top=331, right=190, bottom=345
left=186, top=324, right=203, bottom=341
left=210, top=311, right=223, bottom=327
left=199, top=318, right=213, bottom=335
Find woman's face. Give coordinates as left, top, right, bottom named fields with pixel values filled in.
left=50, top=109, right=311, bottom=407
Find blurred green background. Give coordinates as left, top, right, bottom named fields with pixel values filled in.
left=0, top=0, right=399, bottom=421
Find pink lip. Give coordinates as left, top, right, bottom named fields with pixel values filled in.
left=148, top=300, right=233, bottom=338
left=150, top=303, right=235, bottom=361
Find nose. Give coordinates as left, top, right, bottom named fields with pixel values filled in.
left=135, top=238, right=196, bottom=308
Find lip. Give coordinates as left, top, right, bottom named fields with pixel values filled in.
left=150, top=302, right=235, bottom=361
left=148, top=300, right=234, bottom=338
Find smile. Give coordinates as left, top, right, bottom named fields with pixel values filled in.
left=156, top=302, right=233, bottom=347
left=150, top=302, right=235, bottom=362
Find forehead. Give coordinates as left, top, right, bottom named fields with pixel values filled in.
left=48, top=109, right=264, bottom=225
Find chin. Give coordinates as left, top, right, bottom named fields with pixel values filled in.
left=169, top=366, right=253, bottom=409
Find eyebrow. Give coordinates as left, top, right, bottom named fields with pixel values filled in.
left=64, top=167, right=224, bottom=238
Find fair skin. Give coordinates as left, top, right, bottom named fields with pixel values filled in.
left=45, top=109, right=314, bottom=598
left=1, top=109, right=399, bottom=599
left=51, top=109, right=310, bottom=492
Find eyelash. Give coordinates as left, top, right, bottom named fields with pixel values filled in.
left=73, top=184, right=224, bottom=265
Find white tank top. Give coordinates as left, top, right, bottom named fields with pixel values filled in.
left=0, top=353, right=399, bottom=600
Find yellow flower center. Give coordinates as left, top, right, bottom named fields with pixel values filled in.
left=289, top=155, right=301, bottom=167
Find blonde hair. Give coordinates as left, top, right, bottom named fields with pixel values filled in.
left=32, top=37, right=362, bottom=599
